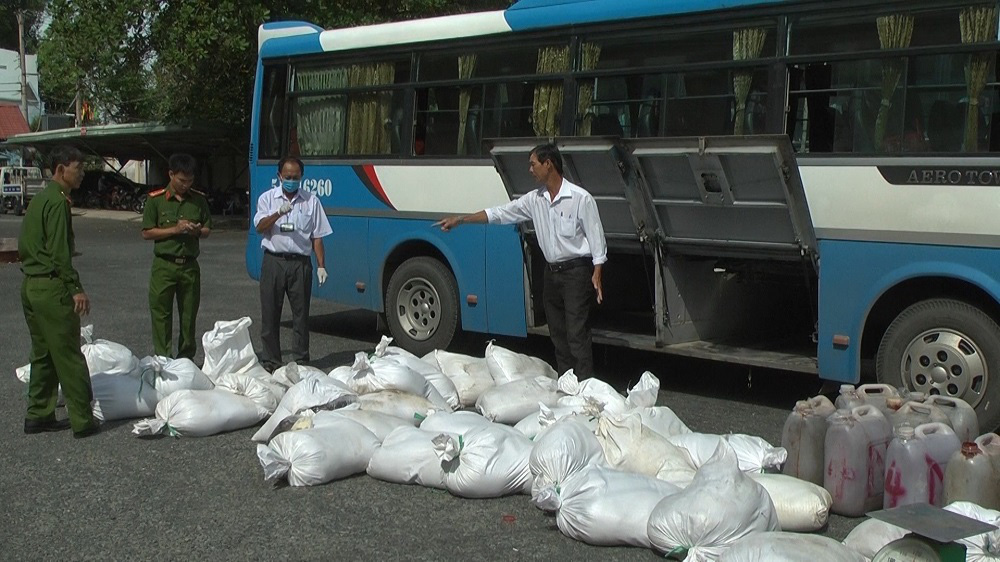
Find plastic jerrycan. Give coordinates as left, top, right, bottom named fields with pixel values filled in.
left=782, top=395, right=836, bottom=485
left=892, top=401, right=951, bottom=432
left=857, top=384, right=900, bottom=416
left=883, top=424, right=930, bottom=508
left=944, top=441, right=1000, bottom=509
left=923, top=395, right=979, bottom=443
left=913, top=422, right=961, bottom=506
left=835, top=384, right=866, bottom=411
left=824, top=405, right=891, bottom=516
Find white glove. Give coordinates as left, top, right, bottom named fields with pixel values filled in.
left=317, top=267, right=328, bottom=286
left=278, top=202, right=292, bottom=215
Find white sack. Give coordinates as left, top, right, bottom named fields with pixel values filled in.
left=749, top=473, right=832, bottom=532
left=420, top=410, right=495, bottom=437
left=356, top=390, right=434, bottom=425
left=476, top=376, right=562, bottom=424
left=367, top=426, right=448, bottom=489
left=200, top=317, right=259, bottom=379
left=529, top=418, right=606, bottom=499
left=233, top=361, right=287, bottom=403
left=257, top=418, right=379, bottom=486
left=647, top=443, right=781, bottom=561
left=132, top=388, right=270, bottom=437
left=668, top=432, right=787, bottom=473
left=719, top=533, right=865, bottom=562
left=433, top=424, right=534, bottom=498
left=91, top=372, right=158, bottom=421
left=423, top=349, right=494, bottom=407
left=556, top=370, right=628, bottom=415
left=533, top=465, right=680, bottom=548
left=271, top=362, right=327, bottom=390
left=313, top=408, right=411, bottom=443
left=484, top=341, right=557, bottom=384
left=346, top=353, right=451, bottom=411
left=625, top=371, right=660, bottom=409
left=79, top=325, right=140, bottom=376
left=214, top=372, right=279, bottom=413
left=251, top=376, right=357, bottom=442
left=595, top=412, right=697, bottom=487
left=513, top=403, right=595, bottom=440
left=137, top=356, right=214, bottom=399
left=372, top=338, right=460, bottom=410
left=633, top=406, right=692, bottom=438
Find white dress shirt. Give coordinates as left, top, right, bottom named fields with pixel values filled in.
left=254, top=186, right=332, bottom=255
left=485, top=178, right=608, bottom=266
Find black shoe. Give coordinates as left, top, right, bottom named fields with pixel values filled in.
left=24, top=418, right=72, bottom=434
left=73, top=423, right=101, bottom=439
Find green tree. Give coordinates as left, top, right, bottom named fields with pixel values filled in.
left=37, top=0, right=154, bottom=122
left=0, top=0, right=46, bottom=52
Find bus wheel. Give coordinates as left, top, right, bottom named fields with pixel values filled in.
left=876, top=298, right=1000, bottom=431
left=385, top=257, right=459, bottom=356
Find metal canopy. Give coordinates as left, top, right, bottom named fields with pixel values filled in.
left=487, top=135, right=815, bottom=263
left=4, top=122, right=240, bottom=162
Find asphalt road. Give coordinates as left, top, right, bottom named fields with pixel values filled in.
left=0, top=211, right=864, bottom=560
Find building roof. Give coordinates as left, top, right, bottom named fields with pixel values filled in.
left=0, top=104, right=29, bottom=141
left=4, top=121, right=239, bottom=161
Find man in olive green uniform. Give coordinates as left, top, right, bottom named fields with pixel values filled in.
left=141, top=153, right=212, bottom=359
left=19, top=145, right=100, bottom=438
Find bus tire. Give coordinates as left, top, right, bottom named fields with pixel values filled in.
left=384, top=257, right=459, bottom=357
left=876, top=298, right=1000, bottom=431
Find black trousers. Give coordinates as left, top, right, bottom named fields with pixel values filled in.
left=543, top=264, right=595, bottom=378
left=259, top=252, right=312, bottom=368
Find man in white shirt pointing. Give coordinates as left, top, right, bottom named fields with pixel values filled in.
left=254, top=156, right=333, bottom=372
left=435, top=143, right=608, bottom=378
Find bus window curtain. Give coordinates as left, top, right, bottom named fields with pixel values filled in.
left=457, top=55, right=477, bottom=155
left=961, top=4, right=998, bottom=152
left=295, top=67, right=348, bottom=156
left=874, top=14, right=914, bottom=151
left=576, top=43, right=602, bottom=136
left=732, top=27, right=767, bottom=135
left=533, top=45, right=570, bottom=138
left=347, top=62, right=395, bottom=155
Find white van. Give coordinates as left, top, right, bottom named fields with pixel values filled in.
left=1, top=166, right=45, bottom=215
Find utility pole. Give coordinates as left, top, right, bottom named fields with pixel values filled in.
left=16, top=9, right=28, bottom=125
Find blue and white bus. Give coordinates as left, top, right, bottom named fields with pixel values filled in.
left=248, top=0, right=1000, bottom=428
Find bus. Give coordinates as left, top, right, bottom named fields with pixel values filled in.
left=248, top=0, right=1000, bottom=429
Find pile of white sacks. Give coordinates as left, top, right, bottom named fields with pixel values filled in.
left=16, top=318, right=1000, bottom=560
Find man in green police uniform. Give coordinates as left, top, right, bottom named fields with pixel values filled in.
left=19, top=145, right=100, bottom=438
left=141, top=153, right=212, bottom=359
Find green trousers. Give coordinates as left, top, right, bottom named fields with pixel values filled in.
left=21, top=276, right=95, bottom=432
left=149, top=257, right=201, bottom=359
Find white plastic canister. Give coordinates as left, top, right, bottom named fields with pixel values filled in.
left=834, top=384, right=866, bottom=411
left=913, top=422, right=961, bottom=506
left=883, top=424, right=930, bottom=509
left=923, top=395, right=979, bottom=443
left=824, top=405, right=891, bottom=517
left=781, top=395, right=836, bottom=486
left=944, top=441, right=1000, bottom=510
left=857, top=384, right=899, bottom=416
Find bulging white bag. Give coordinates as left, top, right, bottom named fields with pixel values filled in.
left=423, top=349, right=494, bottom=407
left=718, top=532, right=865, bottom=562
left=271, top=362, right=327, bottom=390
left=432, top=424, right=534, bottom=498
left=476, top=376, right=562, bottom=424
left=556, top=370, right=628, bottom=415
left=91, top=372, right=158, bottom=421
left=312, top=408, right=411, bottom=443
left=419, top=410, right=495, bottom=437
left=367, top=426, right=448, bottom=489
left=214, top=372, right=279, bottom=413
left=533, top=465, right=680, bottom=548
left=942, top=502, right=1000, bottom=562
left=484, top=341, right=557, bottom=384
left=356, top=390, right=434, bottom=425
left=132, top=388, right=270, bottom=437
left=346, top=353, right=451, bottom=410
left=668, top=432, right=787, bottom=473
left=372, top=337, right=460, bottom=410
left=633, top=406, right=691, bottom=438
left=201, top=317, right=259, bottom=379
left=513, top=402, right=596, bottom=440
left=251, top=376, right=357, bottom=443
left=595, top=412, right=697, bottom=487
left=529, top=418, right=606, bottom=499
left=137, top=356, right=214, bottom=399
left=647, top=444, right=781, bottom=561
left=80, top=325, right=139, bottom=376
left=749, top=473, right=832, bottom=532
left=257, top=418, right=379, bottom=486
left=625, top=371, right=660, bottom=409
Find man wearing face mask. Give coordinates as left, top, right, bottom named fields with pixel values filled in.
left=253, top=156, right=332, bottom=372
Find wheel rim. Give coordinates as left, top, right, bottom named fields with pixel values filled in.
left=899, top=328, right=989, bottom=408
left=394, top=276, right=441, bottom=342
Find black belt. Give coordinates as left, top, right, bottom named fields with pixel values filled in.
left=156, top=255, right=195, bottom=265
left=24, top=271, right=58, bottom=279
left=547, top=256, right=592, bottom=273
left=265, top=249, right=310, bottom=261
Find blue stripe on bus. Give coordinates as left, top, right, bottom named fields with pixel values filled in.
left=504, top=0, right=791, bottom=30
left=262, top=21, right=323, bottom=32
left=817, top=239, right=1000, bottom=384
